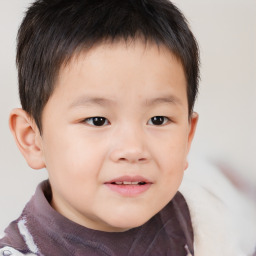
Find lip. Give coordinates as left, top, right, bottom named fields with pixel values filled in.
left=105, top=175, right=151, bottom=184
left=104, top=175, right=153, bottom=197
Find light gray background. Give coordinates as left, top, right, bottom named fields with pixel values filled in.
left=0, top=0, right=255, bottom=233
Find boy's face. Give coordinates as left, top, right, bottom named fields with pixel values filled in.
left=39, top=40, right=197, bottom=232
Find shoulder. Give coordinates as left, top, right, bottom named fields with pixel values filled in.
left=179, top=158, right=256, bottom=256
left=0, top=182, right=49, bottom=256
left=0, top=218, right=40, bottom=256
left=0, top=247, right=37, bottom=256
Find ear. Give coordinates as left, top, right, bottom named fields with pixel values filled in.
left=9, top=108, right=45, bottom=170
left=184, top=112, right=199, bottom=170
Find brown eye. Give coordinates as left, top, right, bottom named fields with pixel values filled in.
left=84, top=117, right=109, bottom=126
left=148, top=116, right=169, bottom=126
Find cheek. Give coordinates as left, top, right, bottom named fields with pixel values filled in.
left=42, top=129, right=107, bottom=180
left=156, top=138, right=186, bottom=194
left=151, top=129, right=189, bottom=170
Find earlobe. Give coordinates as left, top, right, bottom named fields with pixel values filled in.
left=184, top=112, right=199, bottom=170
left=188, top=112, right=199, bottom=147
left=184, top=161, right=189, bottom=170
left=9, top=108, right=45, bottom=170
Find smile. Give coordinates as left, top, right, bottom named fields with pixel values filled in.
left=111, top=181, right=147, bottom=185
left=105, top=176, right=152, bottom=196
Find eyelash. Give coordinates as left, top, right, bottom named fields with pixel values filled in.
left=82, top=116, right=171, bottom=127
left=147, top=116, right=170, bottom=126
left=83, top=117, right=110, bottom=126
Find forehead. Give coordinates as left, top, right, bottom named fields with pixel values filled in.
left=51, top=40, right=187, bottom=109
left=60, top=39, right=184, bottom=80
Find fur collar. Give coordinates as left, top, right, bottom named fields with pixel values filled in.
left=180, top=159, right=256, bottom=256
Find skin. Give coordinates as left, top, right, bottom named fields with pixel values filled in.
left=10, top=40, right=198, bottom=232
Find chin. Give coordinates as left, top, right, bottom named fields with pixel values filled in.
left=105, top=213, right=151, bottom=232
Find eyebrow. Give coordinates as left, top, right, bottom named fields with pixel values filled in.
left=145, top=95, right=182, bottom=106
left=69, top=94, right=182, bottom=109
left=69, top=96, right=115, bottom=109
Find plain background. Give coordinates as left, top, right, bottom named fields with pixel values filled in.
left=0, top=0, right=255, bottom=233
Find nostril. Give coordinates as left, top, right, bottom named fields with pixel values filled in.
left=118, top=157, right=147, bottom=163
left=111, top=149, right=149, bottom=163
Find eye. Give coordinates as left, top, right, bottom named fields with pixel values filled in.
left=84, top=117, right=110, bottom=126
left=147, top=116, right=170, bottom=126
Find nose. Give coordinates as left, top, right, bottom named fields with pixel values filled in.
left=109, top=126, right=150, bottom=164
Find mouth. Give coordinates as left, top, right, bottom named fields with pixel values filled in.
left=104, top=176, right=152, bottom=196
left=110, top=181, right=147, bottom=185
left=105, top=175, right=152, bottom=186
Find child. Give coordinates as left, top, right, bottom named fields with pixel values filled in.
left=1, top=0, right=255, bottom=255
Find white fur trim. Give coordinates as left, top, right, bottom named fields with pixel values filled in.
left=180, top=158, right=256, bottom=256
left=17, top=219, right=39, bottom=255
left=0, top=246, right=36, bottom=256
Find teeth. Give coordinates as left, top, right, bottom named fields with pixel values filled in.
left=114, top=181, right=141, bottom=185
